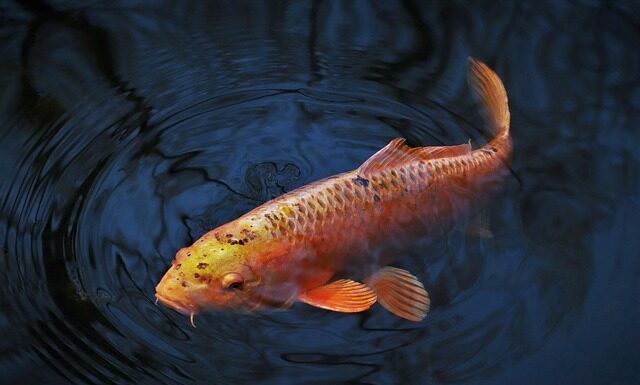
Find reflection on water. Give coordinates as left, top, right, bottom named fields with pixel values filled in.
left=1, top=1, right=638, bottom=384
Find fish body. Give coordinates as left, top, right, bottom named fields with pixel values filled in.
left=156, top=59, right=512, bottom=322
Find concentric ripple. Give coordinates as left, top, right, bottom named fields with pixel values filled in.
left=1, top=1, right=638, bottom=385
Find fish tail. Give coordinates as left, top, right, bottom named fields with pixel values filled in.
left=468, top=58, right=510, bottom=139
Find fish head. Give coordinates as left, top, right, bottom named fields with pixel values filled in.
left=155, top=229, right=295, bottom=315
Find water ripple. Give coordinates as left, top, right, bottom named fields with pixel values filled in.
left=1, top=1, right=638, bottom=384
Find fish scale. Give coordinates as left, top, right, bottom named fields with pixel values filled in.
left=265, top=138, right=507, bottom=253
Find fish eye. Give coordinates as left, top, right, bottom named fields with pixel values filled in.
left=222, top=272, right=244, bottom=290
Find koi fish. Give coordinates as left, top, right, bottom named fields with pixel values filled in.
left=155, top=59, right=511, bottom=324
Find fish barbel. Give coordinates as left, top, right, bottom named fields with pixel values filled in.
left=156, top=58, right=512, bottom=322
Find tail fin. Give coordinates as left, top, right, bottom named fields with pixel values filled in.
left=468, top=58, right=510, bottom=137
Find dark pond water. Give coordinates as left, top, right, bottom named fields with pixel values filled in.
left=1, top=1, right=639, bottom=384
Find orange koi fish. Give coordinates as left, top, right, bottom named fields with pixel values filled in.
left=156, top=59, right=511, bottom=324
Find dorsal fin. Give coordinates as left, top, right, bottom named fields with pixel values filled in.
left=357, top=138, right=471, bottom=177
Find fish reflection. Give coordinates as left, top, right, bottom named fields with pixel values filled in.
left=156, top=59, right=512, bottom=323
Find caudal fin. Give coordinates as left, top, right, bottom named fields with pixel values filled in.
left=468, top=58, right=510, bottom=137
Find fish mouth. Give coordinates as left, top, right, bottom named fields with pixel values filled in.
left=155, top=292, right=195, bottom=315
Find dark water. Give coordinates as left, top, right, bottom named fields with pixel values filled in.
left=1, top=1, right=639, bottom=384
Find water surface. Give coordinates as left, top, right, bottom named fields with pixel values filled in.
left=1, top=1, right=639, bottom=384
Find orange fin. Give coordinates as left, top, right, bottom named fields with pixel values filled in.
left=298, top=279, right=377, bottom=313
left=468, top=58, right=510, bottom=136
left=366, top=267, right=430, bottom=322
left=357, top=138, right=471, bottom=177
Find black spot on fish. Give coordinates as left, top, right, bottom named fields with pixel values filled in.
left=174, top=264, right=181, bottom=270
left=373, top=194, right=381, bottom=202
left=197, top=263, right=208, bottom=269
left=238, top=240, right=245, bottom=245
left=352, top=175, right=369, bottom=187
left=226, top=233, right=233, bottom=238
left=194, top=273, right=200, bottom=278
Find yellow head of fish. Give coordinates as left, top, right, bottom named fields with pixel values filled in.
left=155, top=223, right=297, bottom=321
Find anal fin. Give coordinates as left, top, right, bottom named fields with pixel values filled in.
left=366, top=267, right=430, bottom=322
left=298, top=279, right=377, bottom=313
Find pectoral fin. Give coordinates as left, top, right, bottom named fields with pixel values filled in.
left=366, top=267, right=430, bottom=322
left=298, top=279, right=377, bottom=313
